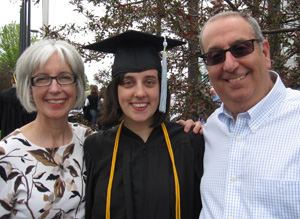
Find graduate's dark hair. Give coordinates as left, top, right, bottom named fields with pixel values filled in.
left=99, top=71, right=170, bottom=128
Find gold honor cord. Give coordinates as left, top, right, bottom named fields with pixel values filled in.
left=13, top=73, right=17, bottom=85
left=161, top=122, right=181, bottom=219
left=106, top=121, right=181, bottom=219
left=106, top=120, right=124, bottom=219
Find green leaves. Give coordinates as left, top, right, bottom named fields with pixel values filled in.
left=0, top=22, right=20, bottom=70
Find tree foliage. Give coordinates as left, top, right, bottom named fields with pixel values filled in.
left=0, top=22, right=40, bottom=91
left=38, top=0, right=300, bottom=120
left=0, top=22, right=20, bottom=90
left=0, top=22, right=20, bottom=70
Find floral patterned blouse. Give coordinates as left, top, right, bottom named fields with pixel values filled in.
left=0, top=123, right=93, bottom=219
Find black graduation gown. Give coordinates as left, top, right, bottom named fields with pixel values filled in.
left=0, top=87, right=36, bottom=139
left=84, top=121, right=204, bottom=219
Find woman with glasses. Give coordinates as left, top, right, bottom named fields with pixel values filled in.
left=0, top=40, right=93, bottom=218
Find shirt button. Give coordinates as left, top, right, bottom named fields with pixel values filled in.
left=231, top=176, right=237, bottom=182
left=229, top=217, right=233, bottom=219
left=236, top=136, right=242, bottom=142
left=251, top=126, right=257, bottom=130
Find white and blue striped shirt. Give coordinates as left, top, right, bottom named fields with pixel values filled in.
left=201, top=71, right=300, bottom=219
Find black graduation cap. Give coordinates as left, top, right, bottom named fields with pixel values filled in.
left=82, top=30, right=185, bottom=77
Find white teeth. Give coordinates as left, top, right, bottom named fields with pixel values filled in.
left=48, top=100, right=65, bottom=104
left=133, top=103, right=147, bottom=107
left=228, top=75, right=245, bottom=82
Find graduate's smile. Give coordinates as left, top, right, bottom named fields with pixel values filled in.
left=131, top=102, right=148, bottom=111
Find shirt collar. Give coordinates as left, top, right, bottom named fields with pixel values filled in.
left=218, top=71, right=286, bottom=131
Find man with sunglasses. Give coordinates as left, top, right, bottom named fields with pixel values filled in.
left=196, top=11, right=300, bottom=218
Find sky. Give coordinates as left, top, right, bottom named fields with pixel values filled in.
left=0, top=0, right=100, bottom=84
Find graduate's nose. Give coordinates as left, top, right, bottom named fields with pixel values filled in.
left=134, top=83, right=146, bottom=98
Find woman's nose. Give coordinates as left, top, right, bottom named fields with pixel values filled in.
left=48, top=79, right=62, bottom=93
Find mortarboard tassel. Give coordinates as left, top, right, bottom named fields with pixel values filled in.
left=159, top=36, right=168, bottom=113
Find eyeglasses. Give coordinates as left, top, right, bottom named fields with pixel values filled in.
left=31, top=73, right=77, bottom=87
left=200, top=39, right=259, bottom=66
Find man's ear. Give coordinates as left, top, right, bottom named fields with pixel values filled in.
left=262, top=40, right=271, bottom=69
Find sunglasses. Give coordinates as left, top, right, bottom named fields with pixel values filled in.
left=200, top=39, right=259, bottom=66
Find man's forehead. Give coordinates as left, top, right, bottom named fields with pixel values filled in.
left=202, top=17, right=253, bottom=49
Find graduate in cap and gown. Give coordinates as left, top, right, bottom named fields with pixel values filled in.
left=83, top=30, right=204, bottom=219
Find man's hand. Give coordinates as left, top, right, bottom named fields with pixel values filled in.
left=177, top=119, right=203, bottom=135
